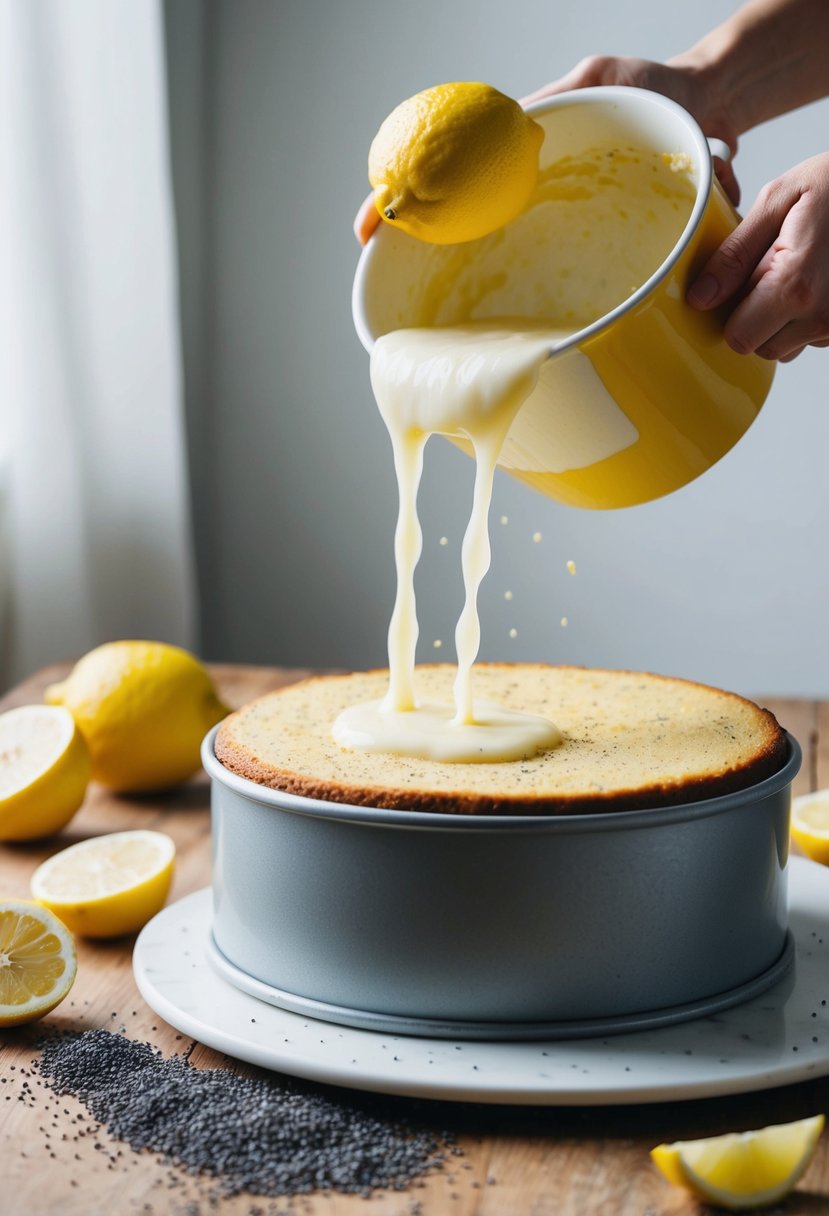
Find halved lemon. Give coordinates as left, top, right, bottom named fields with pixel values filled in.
left=0, top=899, right=77, bottom=1026
left=651, top=1115, right=825, bottom=1210
left=0, top=705, right=90, bottom=840
left=31, top=830, right=175, bottom=938
left=791, top=790, right=829, bottom=864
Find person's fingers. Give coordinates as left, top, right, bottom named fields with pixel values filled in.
left=520, top=56, right=608, bottom=105
left=755, top=318, right=824, bottom=360
left=713, top=156, right=741, bottom=208
left=353, top=193, right=380, bottom=245
left=519, top=84, right=555, bottom=106
left=723, top=247, right=829, bottom=356
left=724, top=305, right=781, bottom=356
left=687, top=181, right=795, bottom=310
left=520, top=76, right=583, bottom=106
left=758, top=323, right=829, bottom=360
left=773, top=340, right=826, bottom=362
left=721, top=264, right=802, bottom=355
left=720, top=168, right=829, bottom=356
left=520, top=81, right=574, bottom=105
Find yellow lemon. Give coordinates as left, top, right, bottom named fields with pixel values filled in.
left=45, top=641, right=228, bottom=792
left=791, top=790, right=829, bottom=864
left=0, top=705, right=90, bottom=841
left=0, top=899, right=77, bottom=1026
left=651, top=1115, right=825, bottom=1210
left=31, top=829, right=175, bottom=938
left=368, top=81, right=544, bottom=244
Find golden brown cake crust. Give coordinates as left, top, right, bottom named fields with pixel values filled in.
left=214, top=664, right=787, bottom=816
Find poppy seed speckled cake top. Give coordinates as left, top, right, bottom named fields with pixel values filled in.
left=214, top=664, right=787, bottom=816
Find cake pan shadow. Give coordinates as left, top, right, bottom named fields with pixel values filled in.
left=203, top=729, right=800, bottom=1040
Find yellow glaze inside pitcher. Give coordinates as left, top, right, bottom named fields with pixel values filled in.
left=353, top=88, right=774, bottom=509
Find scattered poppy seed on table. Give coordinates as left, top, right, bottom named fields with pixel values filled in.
left=35, top=1029, right=455, bottom=1200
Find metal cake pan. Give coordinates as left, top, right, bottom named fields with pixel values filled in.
left=203, top=728, right=800, bottom=1039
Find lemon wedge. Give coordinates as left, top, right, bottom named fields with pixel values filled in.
left=45, top=640, right=228, bottom=792
left=0, top=899, right=77, bottom=1026
left=0, top=704, right=90, bottom=841
left=31, top=830, right=175, bottom=938
left=368, top=81, right=543, bottom=245
left=791, top=790, right=829, bottom=864
left=651, top=1115, right=825, bottom=1210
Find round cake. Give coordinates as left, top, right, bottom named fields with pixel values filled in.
left=214, top=664, right=787, bottom=816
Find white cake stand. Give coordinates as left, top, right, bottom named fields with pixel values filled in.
left=134, top=854, right=829, bottom=1105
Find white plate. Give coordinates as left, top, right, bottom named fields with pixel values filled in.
left=134, top=854, right=829, bottom=1105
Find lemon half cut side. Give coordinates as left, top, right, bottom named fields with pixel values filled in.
left=791, top=790, right=829, bottom=865
left=651, top=1115, right=825, bottom=1210
left=31, top=829, right=175, bottom=938
left=0, top=900, right=78, bottom=1026
left=0, top=704, right=90, bottom=841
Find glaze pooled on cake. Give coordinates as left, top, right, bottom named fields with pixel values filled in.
left=215, top=665, right=786, bottom=816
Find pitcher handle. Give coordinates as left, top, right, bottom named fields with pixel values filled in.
left=707, top=137, right=732, bottom=163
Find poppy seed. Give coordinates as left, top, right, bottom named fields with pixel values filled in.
left=36, top=1029, right=453, bottom=1199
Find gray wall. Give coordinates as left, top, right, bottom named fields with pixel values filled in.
left=165, top=0, right=829, bottom=695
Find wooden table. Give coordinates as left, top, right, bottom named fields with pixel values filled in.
left=2, top=664, right=829, bottom=1216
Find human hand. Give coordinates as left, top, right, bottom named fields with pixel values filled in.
left=354, top=193, right=380, bottom=246
left=523, top=55, right=742, bottom=205
left=688, top=152, right=829, bottom=362
left=354, top=54, right=745, bottom=244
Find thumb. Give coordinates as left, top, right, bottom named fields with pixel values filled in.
left=687, top=182, right=792, bottom=309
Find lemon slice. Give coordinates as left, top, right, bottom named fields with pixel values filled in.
left=0, top=899, right=77, bottom=1026
left=0, top=705, right=90, bottom=841
left=31, top=830, right=175, bottom=938
left=791, top=790, right=829, bottom=864
left=651, top=1115, right=825, bottom=1210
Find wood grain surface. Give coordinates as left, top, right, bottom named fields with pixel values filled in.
left=1, top=666, right=828, bottom=1216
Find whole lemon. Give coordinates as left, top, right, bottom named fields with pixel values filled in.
left=368, top=81, right=544, bottom=245
left=45, top=641, right=229, bottom=792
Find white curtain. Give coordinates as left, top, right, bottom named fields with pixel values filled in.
left=1, top=0, right=196, bottom=689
